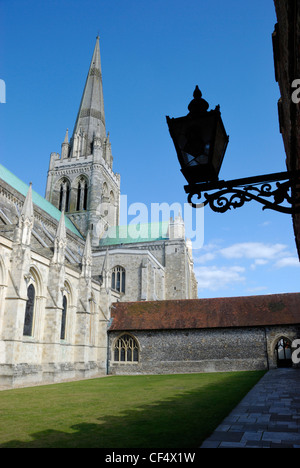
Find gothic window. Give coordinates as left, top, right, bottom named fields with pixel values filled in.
left=76, top=182, right=81, bottom=211
left=76, top=178, right=88, bottom=211
left=59, top=180, right=70, bottom=212
left=59, top=185, right=64, bottom=211
left=23, top=284, right=35, bottom=336
left=114, top=334, right=139, bottom=362
left=60, top=295, right=67, bottom=340
left=111, top=266, right=125, bottom=293
left=65, top=184, right=70, bottom=212
left=83, top=182, right=88, bottom=210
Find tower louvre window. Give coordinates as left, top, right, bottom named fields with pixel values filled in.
left=76, top=178, right=88, bottom=211
left=58, top=180, right=70, bottom=212
left=65, top=185, right=70, bottom=212
left=59, top=185, right=64, bottom=211
left=76, top=182, right=81, bottom=211
left=83, top=182, right=88, bottom=210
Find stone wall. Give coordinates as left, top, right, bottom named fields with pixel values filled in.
left=92, top=237, right=198, bottom=303
left=108, top=325, right=300, bottom=375
left=0, top=232, right=108, bottom=389
left=0, top=178, right=109, bottom=389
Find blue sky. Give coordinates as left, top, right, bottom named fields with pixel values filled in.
left=1, top=0, right=299, bottom=298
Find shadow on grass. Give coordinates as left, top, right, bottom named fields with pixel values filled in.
left=0, top=371, right=265, bottom=448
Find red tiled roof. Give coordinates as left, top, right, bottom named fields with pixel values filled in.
left=109, top=293, right=300, bottom=331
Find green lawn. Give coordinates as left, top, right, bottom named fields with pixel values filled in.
left=0, top=370, right=265, bottom=448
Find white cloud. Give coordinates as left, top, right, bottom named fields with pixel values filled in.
left=194, top=252, right=216, bottom=264
left=250, top=258, right=269, bottom=270
left=219, top=242, right=287, bottom=260
left=193, top=241, right=299, bottom=294
left=195, top=265, right=246, bottom=291
left=274, top=256, right=300, bottom=269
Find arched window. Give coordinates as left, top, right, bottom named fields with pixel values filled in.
left=23, top=284, right=35, bottom=336
left=114, top=334, right=139, bottom=362
left=275, top=337, right=293, bottom=368
left=76, top=182, right=81, bottom=211
left=58, top=180, right=70, bottom=212
left=111, top=266, right=125, bottom=293
left=60, top=295, right=67, bottom=340
left=76, top=178, right=88, bottom=211
left=83, top=182, right=88, bottom=210
left=59, top=184, right=64, bottom=211
left=65, top=184, right=70, bottom=212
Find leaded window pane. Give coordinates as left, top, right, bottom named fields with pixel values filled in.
left=121, top=271, right=125, bottom=293
left=111, top=266, right=126, bottom=293
left=116, top=271, right=120, bottom=291
left=113, top=334, right=139, bottom=363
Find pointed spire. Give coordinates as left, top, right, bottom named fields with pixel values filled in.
left=99, top=248, right=110, bottom=291
left=56, top=210, right=66, bottom=240
left=82, top=231, right=92, bottom=260
left=21, top=182, right=34, bottom=221
left=61, top=128, right=70, bottom=159
left=63, top=128, right=69, bottom=144
left=16, top=183, right=34, bottom=246
left=81, top=231, right=92, bottom=279
left=71, top=36, right=106, bottom=157
left=101, top=248, right=109, bottom=276
left=52, top=211, right=67, bottom=264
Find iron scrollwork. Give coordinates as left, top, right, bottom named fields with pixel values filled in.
left=186, top=171, right=300, bottom=214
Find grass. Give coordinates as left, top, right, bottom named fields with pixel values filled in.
left=0, top=370, right=265, bottom=448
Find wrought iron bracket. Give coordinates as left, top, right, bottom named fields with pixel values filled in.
left=185, top=170, right=300, bottom=214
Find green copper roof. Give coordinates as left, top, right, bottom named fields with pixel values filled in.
left=99, top=222, right=169, bottom=246
left=0, top=164, right=82, bottom=238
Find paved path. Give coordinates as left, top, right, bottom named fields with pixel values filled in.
left=200, top=368, right=300, bottom=448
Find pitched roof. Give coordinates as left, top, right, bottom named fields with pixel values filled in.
left=109, top=293, right=300, bottom=331
left=0, top=163, right=82, bottom=238
left=99, top=222, right=169, bottom=246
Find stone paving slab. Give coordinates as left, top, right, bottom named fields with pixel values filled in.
left=200, top=368, right=300, bottom=448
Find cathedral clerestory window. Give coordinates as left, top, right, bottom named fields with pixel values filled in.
left=113, top=334, right=139, bottom=362
left=111, top=266, right=125, bottom=293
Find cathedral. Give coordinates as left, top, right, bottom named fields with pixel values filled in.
left=0, top=37, right=197, bottom=388
left=1, top=37, right=299, bottom=389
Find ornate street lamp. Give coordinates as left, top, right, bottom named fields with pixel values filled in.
left=166, top=86, right=300, bottom=214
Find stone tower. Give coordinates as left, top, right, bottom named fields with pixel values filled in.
left=45, top=36, right=120, bottom=246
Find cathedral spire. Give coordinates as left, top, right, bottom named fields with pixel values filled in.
left=81, top=231, right=92, bottom=280
left=21, top=182, right=34, bottom=222
left=16, top=182, right=34, bottom=246
left=71, top=36, right=106, bottom=157
left=52, top=211, right=67, bottom=264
